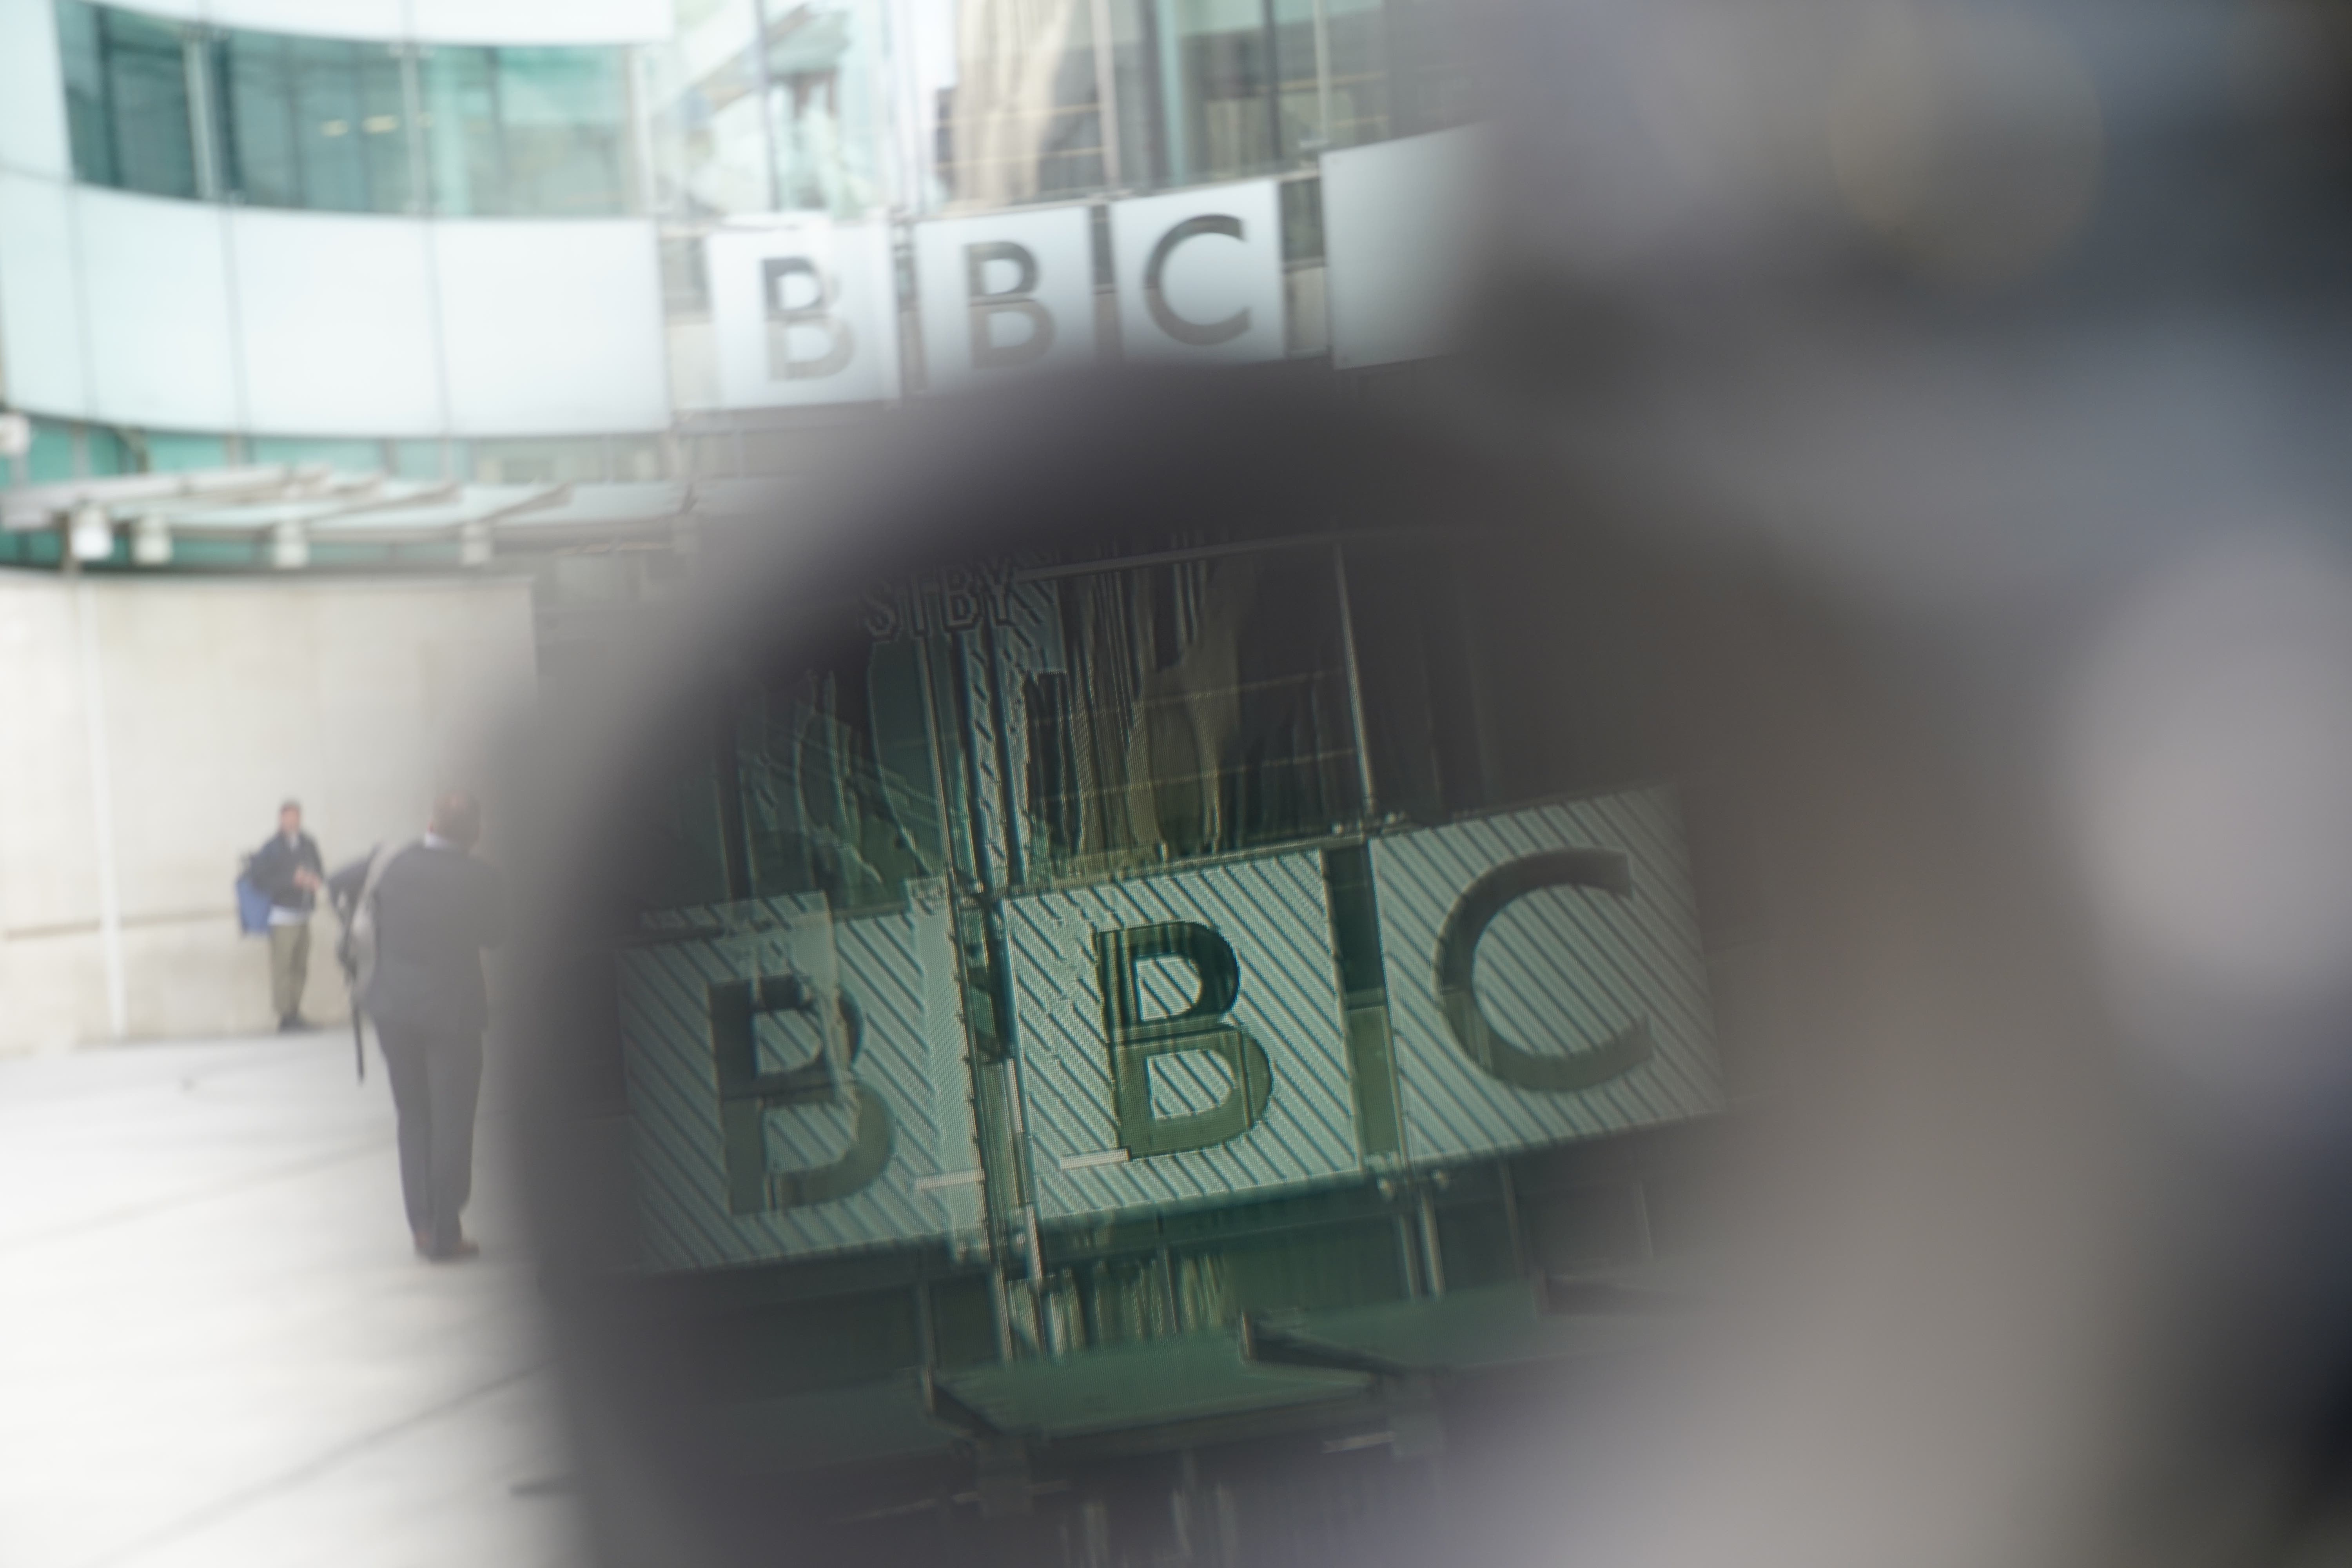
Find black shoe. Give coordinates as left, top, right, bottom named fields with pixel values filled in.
left=279, top=1014, right=316, bottom=1033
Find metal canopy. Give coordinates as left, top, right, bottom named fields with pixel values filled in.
left=0, top=465, right=789, bottom=564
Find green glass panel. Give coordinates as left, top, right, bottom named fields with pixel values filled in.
left=92, top=5, right=199, bottom=199
left=84, top=426, right=129, bottom=476
left=142, top=431, right=229, bottom=472
left=219, top=30, right=412, bottom=214
left=421, top=45, right=500, bottom=216
left=473, top=438, right=604, bottom=483
left=56, top=0, right=116, bottom=186
left=424, top=45, right=629, bottom=217
left=27, top=420, right=77, bottom=484
left=389, top=439, right=457, bottom=479
left=249, top=436, right=383, bottom=472
left=220, top=31, right=299, bottom=207
left=491, top=47, right=630, bottom=216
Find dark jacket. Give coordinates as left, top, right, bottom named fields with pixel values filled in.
left=330, top=841, right=505, bottom=1036
left=250, top=830, right=324, bottom=917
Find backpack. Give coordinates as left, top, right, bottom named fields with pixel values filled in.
left=234, top=855, right=272, bottom=937
left=334, top=840, right=415, bottom=1011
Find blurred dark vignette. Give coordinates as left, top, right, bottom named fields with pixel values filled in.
left=501, top=0, right=2352, bottom=1545
left=11, top=0, right=2338, bottom=1562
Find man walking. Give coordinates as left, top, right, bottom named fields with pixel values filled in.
left=250, top=800, right=325, bottom=1032
left=333, top=791, right=504, bottom=1261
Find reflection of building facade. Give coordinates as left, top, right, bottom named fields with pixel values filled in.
left=0, top=0, right=1482, bottom=532
left=589, top=514, right=1740, bottom=1561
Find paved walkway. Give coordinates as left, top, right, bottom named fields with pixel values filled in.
left=0, top=1032, right=580, bottom=1568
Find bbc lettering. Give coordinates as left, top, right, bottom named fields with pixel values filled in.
left=710, top=180, right=1287, bottom=408
left=683, top=794, right=1720, bottom=1233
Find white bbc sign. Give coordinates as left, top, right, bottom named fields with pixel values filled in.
left=913, top=204, right=1096, bottom=387
left=708, top=178, right=1293, bottom=408
left=707, top=219, right=901, bottom=408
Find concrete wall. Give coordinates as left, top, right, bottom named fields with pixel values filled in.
left=0, top=571, right=538, bottom=1054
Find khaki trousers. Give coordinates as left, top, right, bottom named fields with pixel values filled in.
left=268, top=921, right=310, bottom=1020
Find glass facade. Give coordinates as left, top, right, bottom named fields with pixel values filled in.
left=58, top=0, right=200, bottom=200
left=216, top=29, right=414, bottom=214
left=22, top=0, right=1478, bottom=478
left=644, top=0, right=893, bottom=219
left=642, top=0, right=1473, bottom=219
left=57, top=0, right=636, bottom=217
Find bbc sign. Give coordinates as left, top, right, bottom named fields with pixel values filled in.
left=703, top=127, right=1489, bottom=408
left=616, top=787, right=1718, bottom=1271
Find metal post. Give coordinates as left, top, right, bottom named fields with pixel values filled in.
left=1417, top=1191, right=1445, bottom=1296
left=1089, top=0, right=1124, bottom=190
left=1332, top=544, right=1376, bottom=819
left=183, top=29, right=221, bottom=201
left=1309, top=0, right=1334, bottom=149
left=748, top=0, right=785, bottom=210
left=1498, top=1162, right=1525, bottom=1278
left=1154, top=0, right=1189, bottom=183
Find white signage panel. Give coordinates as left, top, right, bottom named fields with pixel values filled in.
left=1005, top=850, right=1359, bottom=1222
left=1321, top=125, right=1492, bottom=370
left=1109, top=180, right=1285, bottom=364
left=709, top=219, right=901, bottom=409
left=1370, top=787, right=1721, bottom=1163
left=617, top=890, right=987, bottom=1270
left=914, top=204, right=1096, bottom=389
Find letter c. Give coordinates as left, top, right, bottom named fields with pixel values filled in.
left=1435, top=850, right=1652, bottom=1093
left=1143, top=216, right=1250, bottom=348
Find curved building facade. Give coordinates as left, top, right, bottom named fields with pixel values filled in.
left=0, top=0, right=1487, bottom=496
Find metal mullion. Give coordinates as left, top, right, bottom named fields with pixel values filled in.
left=1309, top=0, right=1334, bottom=151
left=183, top=26, right=221, bottom=200
left=1089, top=0, right=1123, bottom=191
left=399, top=45, right=430, bottom=215
left=748, top=0, right=784, bottom=211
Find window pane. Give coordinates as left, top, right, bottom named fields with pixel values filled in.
left=221, top=32, right=299, bottom=206
left=61, top=3, right=200, bottom=199
left=27, top=419, right=78, bottom=484
left=250, top=436, right=385, bottom=471
left=143, top=430, right=230, bottom=472
left=390, top=439, right=461, bottom=479
left=766, top=0, right=889, bottom=213
left=919, top=0, right=1107, bottom=210
left=643, top=0, right=773, bottom=217
left=494, top=48, right=630, bottom=215
left=220, top=31, right=413, bottom=214
left=57, top=0, right=117, bottom=186
left=474, top=438, right=606, bottom=483
left=1020, top=551, right=1362, bottom=879
left=421, top=45, right=502, bottom=215
left=1172, top=0, right=1277, bottom=183
left=425, top=45, right=631, bottom=217
left=84, top=424, right=131, bottom=475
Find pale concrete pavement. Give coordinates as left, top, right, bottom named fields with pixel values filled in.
left=0, top=1031, right=581, bottom=1568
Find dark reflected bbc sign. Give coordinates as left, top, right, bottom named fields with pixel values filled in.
left=616, top=789, right=1719, bottom=1268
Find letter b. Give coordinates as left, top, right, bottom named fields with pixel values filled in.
left=1094, top=922, right=1271, bottom=1157
left=763, top=256, right=855, bottom=381
left=964, top=241, right=1056, bottom=370
left=710, top=973, right=893, bottom=1213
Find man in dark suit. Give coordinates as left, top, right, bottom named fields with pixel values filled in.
left=249, top=800, right=325, bottom=1032
left=332, top=791, right=505, bottom=1261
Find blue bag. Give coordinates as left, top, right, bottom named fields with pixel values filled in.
left=235, top=871, right=272, bottom=936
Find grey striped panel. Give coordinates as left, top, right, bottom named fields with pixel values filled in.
left=1370, top=788, right=1722, bottom=1162
left=1006, top=851, right=1358, bottom=1220
left=618, top=892, right=977, bottom=1270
